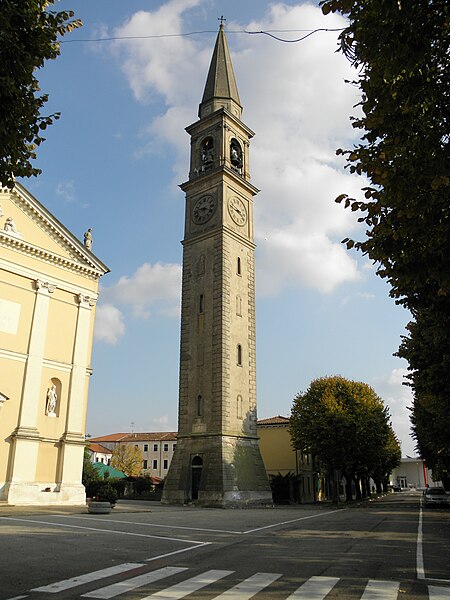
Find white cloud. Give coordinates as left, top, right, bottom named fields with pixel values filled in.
left=109, top=1, right=368, bottom=295
left=372, top=368, right=416, bottom=457
left=101, top=262, right=181, bottom=319
left=94, top=303, right=126, bottom=345
left=56, top=180, right=76, bottom=203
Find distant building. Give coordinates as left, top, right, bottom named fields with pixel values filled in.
left=257, top=416, right=315, bottom=503
left=90, top=432, right=177, bottom=479
left=88, top=443, right=112, bottom=465
left=0, top=183, right=108, bottom=505
left=390, top=458, right=436, bottom=489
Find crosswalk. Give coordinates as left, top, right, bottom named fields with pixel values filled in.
left=20, top=564, right=450, bottom=599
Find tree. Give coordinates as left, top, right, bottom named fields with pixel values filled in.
left=320, top=0, right=450, bottom=474
left=290, top=376, right=393, bottom=502
left=0, top=1, right=82, bottom=188
left=111, top=444, right=143, bottom=477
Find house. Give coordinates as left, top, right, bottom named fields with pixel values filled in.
left=90, top=432, right=177, bottom=479
left=0, top=182, right=108, bottom=505
left=257, top=416, right=315, bottom=503
left=89, top=443, right=112, bottom=465
left=389, top=457, right=438, bottom=490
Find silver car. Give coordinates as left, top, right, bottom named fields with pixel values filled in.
left=423, top=487, right=449, bottom=507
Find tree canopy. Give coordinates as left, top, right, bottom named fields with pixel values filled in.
left=111, top=445, right=143, bottom=478
left=290, top=376, right=400, bottom=499
left=320, top=0, right=449, bottom=477
left=0, top=1, right=82, bottom=188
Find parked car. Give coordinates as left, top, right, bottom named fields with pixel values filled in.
left=423, top=487, right=449, bottom=507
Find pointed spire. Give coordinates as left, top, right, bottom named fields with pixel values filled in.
left=199, top=23, right=242, bottom=119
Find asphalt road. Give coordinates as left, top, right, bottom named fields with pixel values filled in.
left=0, top=491, right=448, bottom=600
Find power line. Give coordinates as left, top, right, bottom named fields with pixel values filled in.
left=60, top=27, right=345, bottom=44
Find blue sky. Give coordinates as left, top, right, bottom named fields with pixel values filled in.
left=24, top=0, right=415, bottom=455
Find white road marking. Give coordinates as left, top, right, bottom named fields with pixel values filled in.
left=31, top=563, right=144, bottom=593
left=0, top=516, right=203, bottom=545
left=417, top=503, right=425, bottom=580
left=5, top=596, right=28, bottom=600
left=81, top=566, right=188, bottom=599
left=286, top=576, right=340, bottom=599
left=141, top=569, right=233, bottom=599
left=360, top=580, right=399, bottom=599
left=145, top=543, right=212, bottom=562
left=213, top=572, right=282, bottom=598
left=428, top=586, right=450, bottom=599
left=242, top=509, right=347, bottom=534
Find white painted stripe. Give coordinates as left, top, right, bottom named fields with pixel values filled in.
left=428, top=586, right=450, bottom=599
left=5, top=596, right=28, bottom=600
left=145, top=543, right=211, bottom=562
left=417, top=504, right=425, bottom=579
left=286, top=576, right=340, bottom=599
left=31, top=563, right=144, bottom=593
left=0, top=516, right=202, bottom=544
left=141, top=569, right=233, bottom=599
left=81, top=567, right=188, bottom=599
left=213, top=572, right=281, bottom=598
left=243, top=509, right=347, bottom=534
left=361, top=580, right=399, bottom=599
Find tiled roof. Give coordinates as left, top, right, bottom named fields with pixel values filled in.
left=89, top=443, right=112, bottom=454
left=90, top=432, right=177, bottom=443
left=89, top=433, right=130, bottom=442
left=257, top=415, right=290, bottom=426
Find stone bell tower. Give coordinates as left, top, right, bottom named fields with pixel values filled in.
left=162, top=24, right=271, bottom=507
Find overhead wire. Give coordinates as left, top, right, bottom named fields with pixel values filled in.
left=60, top=27, right=345, bottom=44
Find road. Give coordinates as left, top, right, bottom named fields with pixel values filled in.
left=0, top=491, right=448, bottom=600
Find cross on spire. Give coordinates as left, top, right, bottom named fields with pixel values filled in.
left=218, top=15, right=226, bottom=29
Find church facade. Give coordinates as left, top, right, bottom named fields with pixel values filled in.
left=162, top=25, right=272, bottom=507
left=0, top=182, right=108, bottom=505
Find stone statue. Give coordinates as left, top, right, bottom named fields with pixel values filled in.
left=4, top=217, right=17, bottom=233
left=84, top=228, right=93, bottom=250
left=46, top=385, right=58, bottom=416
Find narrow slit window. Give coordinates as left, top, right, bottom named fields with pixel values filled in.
left=237, top=344, right=242, bottom=366
left=199, top=294, right=204, bottom=313
left=197, top=394, right=203, bottom=416
left=237, top=395, right=243, bottom=419
left=237, top=257, right=241, bottom=275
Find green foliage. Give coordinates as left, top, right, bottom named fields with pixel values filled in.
left=0, top=0, right=82, bottom=187
left=290, top=376, right=393, bottom=484
left=82, top=446, right=100, bottom=489
left=111, top=444, right=144, bottom=477
left=86, top=480, right=118, bottom=504
left=320, top=0, right=450, bottom=474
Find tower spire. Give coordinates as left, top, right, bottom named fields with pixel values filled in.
left=199, top=22, right=242, bottom=119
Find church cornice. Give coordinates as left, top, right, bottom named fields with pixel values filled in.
left=180, top=165, right=259, bottom=196
left=186, top=106, right=255, bottom=139
left=181, top=226, right=256, bottom=250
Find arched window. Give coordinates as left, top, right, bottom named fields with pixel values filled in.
left=197, top=395, right=203, bottom=417
left=237, top=344, right=242, bottom=366
left=199, top=294, right=204, bottom=313
left=201, top=137, right=214, bottom=166
left=230, top=138, right=242, bottom=170
left=237, top=395, right=243, bottom=419
left=237, top=256, right=241, bottom=275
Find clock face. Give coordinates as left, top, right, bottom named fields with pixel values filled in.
left=192, top=195, right=215, bottom=224
left=228, top=197, right=247, bottom=226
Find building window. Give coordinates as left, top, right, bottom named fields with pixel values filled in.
left=237, top=395, right=243, bottom=419
left=153, top=459, right=158, bottom=469
left=197, top=394, right=203, bottom=417
left=143, top=460, right=148, bottom=469
left=237, top=344, right=242, bottom=366
left=163, top=443, right=169, bottom=452
left=199, top=294, right=204, bottom=313
left=163, top=459, right=168, bottom=470
left=236, top=295, right=242, bottom=316
left=237, top=256, right=241, bottom=275
left=107, top=459, right=111, bottom=466
left=153, top=444, right=158, bottom=452
left=173, top=444, right=176, bottom=451
left=143, top=444, right=148, bottom=452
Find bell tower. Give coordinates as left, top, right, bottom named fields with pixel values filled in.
left=162, top=24, right=271, bottom=507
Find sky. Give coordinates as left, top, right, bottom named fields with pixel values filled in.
left=24, top=0, right=416, bottom=456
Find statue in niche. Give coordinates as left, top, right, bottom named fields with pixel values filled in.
left=84, top=228, right=93, bottom=250
left=4, top=217, right=17, bottom=233
left=230, top=139, right=242, bottom=169
left=46, top=384, right=58, bottom=416
left=201, top=138, right=214, bottom=165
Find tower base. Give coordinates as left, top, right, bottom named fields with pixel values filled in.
left=161, top=434, right=273, bottom=508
